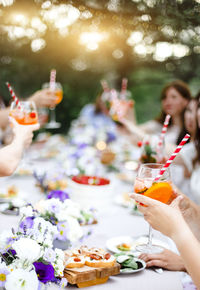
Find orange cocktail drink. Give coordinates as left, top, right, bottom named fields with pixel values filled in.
left=134, top=178, right=173, bottom=204
left=55, top=89, right=63, bottom=105
left=9, top=101, right=38, bottom=125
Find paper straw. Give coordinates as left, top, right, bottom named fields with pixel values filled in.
left=50, top=69, right=56, bottom=90
left=6, top=82, right=21, bottom=109
left=121, top=78, right=128, bottom=93
left=154, top=133, right=190, bottom=182
left=157, top=114, right=171, bottom=151
left=101, top=80, right=109, bottom=92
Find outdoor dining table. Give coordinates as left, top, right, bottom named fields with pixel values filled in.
left=0, top=159, right=183, bottom=290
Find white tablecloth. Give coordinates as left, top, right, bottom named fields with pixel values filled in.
left=0, top=160, right=183, bottom=290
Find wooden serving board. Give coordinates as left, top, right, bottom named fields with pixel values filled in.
left=64, top=263, right=120, bottom=288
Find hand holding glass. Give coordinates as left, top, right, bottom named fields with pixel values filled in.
left=134, top=163, right=174, bottom=253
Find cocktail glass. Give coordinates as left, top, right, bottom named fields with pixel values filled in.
left=9, top=101, right=39, bottom=167
left=42, top=82, right=63, bottom=129
left=134, top=163, right=173, bottom=254
left=10, top=101, right=38, bottom=125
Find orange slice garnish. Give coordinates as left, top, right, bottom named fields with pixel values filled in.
left=144, top=182, right=173, bottom=204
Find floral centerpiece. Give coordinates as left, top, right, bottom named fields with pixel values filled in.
left=0, top=211, right=67, bottom=290
left=22, top=195, right=96, bottom=248
left=33, top=169, right=68, bottom=193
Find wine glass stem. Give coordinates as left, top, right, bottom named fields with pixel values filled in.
left=147, top=225, right=153, bottom=247
left=49, top=107, right=56, bottom=123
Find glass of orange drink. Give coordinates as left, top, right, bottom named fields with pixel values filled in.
left=42, top=82, right=63, bottom=129
left=134, top=163, right=175, bottom=253
left=9, top=101, right=38, bottom=125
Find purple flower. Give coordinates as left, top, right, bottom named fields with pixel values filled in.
left=33, top=262, right=55, bottom=283
left=56, top=222, right=69, bottom=241
left=47, top=190, right=69, bottom=202
left=106, top=132, right=116, bottom=143
left=0, top=267, right=9, bottom=287
left=19, top=217, right=34, bottom=232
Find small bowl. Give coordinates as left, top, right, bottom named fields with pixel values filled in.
left=120, top=258, right=146, bottom=274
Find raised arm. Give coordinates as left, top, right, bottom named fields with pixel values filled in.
left=0, top=118, right=39, bottom=176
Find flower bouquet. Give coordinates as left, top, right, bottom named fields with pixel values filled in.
left=23, top=197, right=96, bottom=250
left=0, top=212, right=67, bottom=290
left=33, top=169, right=68, bottom=193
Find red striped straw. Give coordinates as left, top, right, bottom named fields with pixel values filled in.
left=157, top=114, right=171, bottom=151
left=154, top=133, right=190, bottom=182
left=6, top=82, right=21, bottom=110
left=121, top=78, right=128, bottom=93
left=50, top=69, right=56, bottom=90
left=101, top=80, right=109, bottom=92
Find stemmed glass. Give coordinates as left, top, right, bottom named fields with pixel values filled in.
left=134, top=163, right=173, bottom=254
left=42, top=82, right=63, bottom=129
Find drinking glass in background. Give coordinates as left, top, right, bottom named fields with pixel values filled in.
left=109, top=90, right=134, bottom=122
left=134, top=163, right=175, bottom=254
left=42, top=82, right=63, bottom=129
left=140, top=135, right=166, bottom=164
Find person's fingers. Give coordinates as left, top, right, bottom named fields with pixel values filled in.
left=9, top=116, right=18, bottom=126
left=146, top=260, right=166, bottom=268
left=28, top=123, right=40, bottom=131
left=138, top=253, right=163, bottom=262
left=170, top=195, right=183, bottom=209
left=130, top=193, right=160, bottom=207
left=137, top=204, right=148, bottom=214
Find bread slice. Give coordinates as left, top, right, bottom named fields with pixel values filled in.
left=85, top=256, right=116, bottom=268
left=65, top=256, right=85, bottom=268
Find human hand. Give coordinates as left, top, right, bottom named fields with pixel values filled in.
left=10, top=117, right=40, bottom=148
left=130, top=193, right=185, bottom=239
left=139, top=249, right=186, bottom=272
left=29, top=89, right=57, bottom=108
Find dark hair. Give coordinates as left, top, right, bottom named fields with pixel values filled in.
left=156, top=80, right=191, bottom=145
left=193, top=92, right=200, bottom=167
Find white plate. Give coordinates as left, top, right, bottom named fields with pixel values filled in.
left=120, top=258, right=146, bottom=274
left=106, top=235, right=170, bottom=255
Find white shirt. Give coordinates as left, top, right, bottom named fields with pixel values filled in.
left=139, top=120, right=180, bottom=145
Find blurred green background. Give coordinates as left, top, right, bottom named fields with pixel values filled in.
left=0, top=0, right=200, bottom=133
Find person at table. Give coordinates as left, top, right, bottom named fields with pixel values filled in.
left=121, top=80, right=191, bottom=145
left=131, top=192, right=200, bottom=289
left=170, top=94, right=200, bottom=202
left=78, top=91, right=116, bottom=129
left=0, top=88, right=58, bottom=130
left=0, top=117, right=39, bottom=177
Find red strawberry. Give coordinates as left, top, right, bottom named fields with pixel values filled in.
left=29, top=112, right=36, bottom=118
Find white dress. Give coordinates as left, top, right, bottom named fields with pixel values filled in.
left=179, top=142, right=200, bottom=204
left=139, top=120, right=180, bottom=145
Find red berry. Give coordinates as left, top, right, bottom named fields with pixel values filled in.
left=30, top=112, right=36, bottom=118
left=137, top=141, right=143, bottom=147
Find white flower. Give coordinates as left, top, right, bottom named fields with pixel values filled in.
left=55, top=248, right=64, bottom=261
left=0, top=230, right=16, bottom=252
left=12, top=198, right=26, bottom=208
left=12, top=238, right=41, bottom=263
left=5, top=269, right=39, bottom=290
left=20, top=206, right=34, bottom=217
left=65, top=216, right=83, bottom=242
